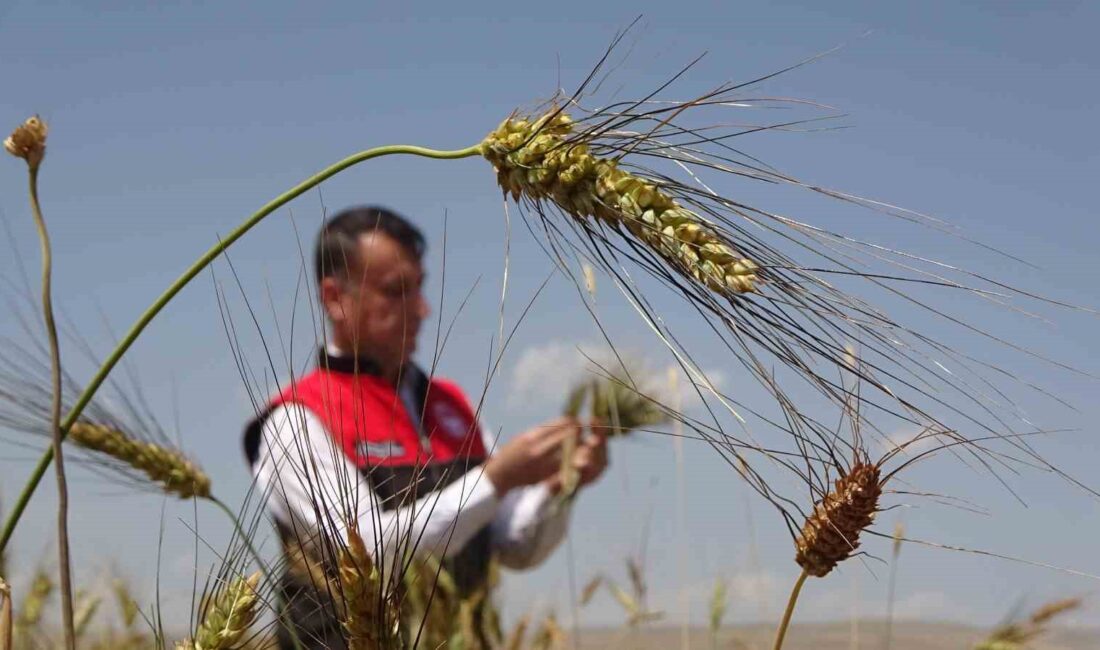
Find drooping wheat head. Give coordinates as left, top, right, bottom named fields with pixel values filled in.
left=68, top=422, right=210, bottom=499
left=483, top=110, right=760, bottom=298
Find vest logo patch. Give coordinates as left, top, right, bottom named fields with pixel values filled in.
left=356, top=439, right=405, bottom=459
left=432, top=401, right=469, bottom=440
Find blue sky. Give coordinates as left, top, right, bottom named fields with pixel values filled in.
left=1, top=0, right=1098, bottom=633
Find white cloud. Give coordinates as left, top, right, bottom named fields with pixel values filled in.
left=507, top=339, right=730, bottom=414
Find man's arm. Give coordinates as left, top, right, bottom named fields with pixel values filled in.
left=254, top=403, right=500, bottom=566
left=485, top=424, right=608, bottom=569
left=489, top=483, right=570, bottom=569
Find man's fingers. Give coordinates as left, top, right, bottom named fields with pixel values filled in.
left=531, top=421, right=581, bottom=454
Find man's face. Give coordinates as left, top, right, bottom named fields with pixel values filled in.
left=322, top=232, right=430, bottom=370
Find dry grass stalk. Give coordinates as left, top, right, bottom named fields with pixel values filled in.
left=483, top=110, right=759, bottom=297
left=975, top=597, right=1083, bottom=650
left=794, top=461, right=882, bottom=578
left=180, top=571, right=260, bottom=650
left=3, top=116, right=48, bottom=169
left=1, top=578, right=11, bottom=650
left=68, top=422, right=211, bottom=499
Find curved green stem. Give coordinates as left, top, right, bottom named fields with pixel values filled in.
left=27, top=163, right=76, bottom=650
left=772, top=569, right=809, bottom=650
left=0, top=141, right=485, bottom=552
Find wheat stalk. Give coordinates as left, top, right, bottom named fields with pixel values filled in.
left=0, top=578, right=11, bottom=650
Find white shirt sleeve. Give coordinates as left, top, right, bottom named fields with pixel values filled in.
left=253, top=403, right=500, bottom=570
left=481, top=424, right=572, bottom=569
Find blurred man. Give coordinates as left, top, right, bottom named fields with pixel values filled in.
left=244, top=205, right=607, bottom=648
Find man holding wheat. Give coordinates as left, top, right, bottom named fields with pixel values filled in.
left=243, top=205, right=608, bottom=647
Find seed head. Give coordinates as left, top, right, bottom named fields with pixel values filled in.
left=68, top=422, right=211, bottom=499
left=191, top=572, right=261, bottom=650
left=4, top=116, right=48, bottom=168
left=483, top=110, right=759, bottom=296
left=337, top=525, right=399, bottom=649
left=794, top=462, right=881, bottom=577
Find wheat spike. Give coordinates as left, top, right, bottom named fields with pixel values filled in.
left=16, top=569, right=52, bottom=629
left=187, top=571, right=260, bottom=650
left=74, top=591, right=101, bottom=639
left=975, top=597, right=1082, bottom=650
left=794, top=462, right=882, bottom=578
left=4, top=116, right=48, bottom=168
left=709, top=577, right=728, bottom=638
left=504, top=614, right=530, bottom=650
left=68, top=422, right=211, bottom=499
left=579, top=576, right=603, bottom=606
left=530, top=611, right=564, bottom=650
left=337, top=525, right=399, bottom=650
left=483, top=110, right=759, bottom=297
left=112, top=578, right=140, bottom=630
left=1028, top=597, right=1081, bottom=626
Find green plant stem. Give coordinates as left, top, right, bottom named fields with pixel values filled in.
left=0, top=141, right=485, bottom=553
left=772, top=569, right=809, bottom=650
left=27, top=164, right=76, bottom=650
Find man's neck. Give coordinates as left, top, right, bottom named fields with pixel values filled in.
left=325, top=340, right=404, bottom=386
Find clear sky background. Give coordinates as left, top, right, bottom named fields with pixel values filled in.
left=1, top=0, right=1098, bottom=635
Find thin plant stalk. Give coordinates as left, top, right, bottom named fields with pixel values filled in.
left=25, top=157, right=76, bottom=650
left=882, top=522, right=904, bottom=650
left=0, top=578, right=10, bottom=650
left=772, top=569, right=809, bottom=650
left=0, top=141, right=484, bottom=552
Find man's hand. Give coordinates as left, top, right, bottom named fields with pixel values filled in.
left=545, top=428, right=609, bottom=494
left=483, top=417, right=581, bottom=495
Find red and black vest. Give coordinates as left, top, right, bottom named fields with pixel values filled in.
left=243, top=349, right=493, bottom=594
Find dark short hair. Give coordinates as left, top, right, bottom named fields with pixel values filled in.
left=314, top=205, right=426, bottom=283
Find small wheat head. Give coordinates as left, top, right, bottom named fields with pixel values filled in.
left=189, top=571, right=261, bottom=650
left=794, top=462, right=882, bottom=578
left=4, top=116, right=48, bottom=168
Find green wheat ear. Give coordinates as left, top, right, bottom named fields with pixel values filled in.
left=483, top=110, right=759, bottom=297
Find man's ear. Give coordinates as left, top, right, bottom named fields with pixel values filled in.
left=320, top=276, right=346, bottom=324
